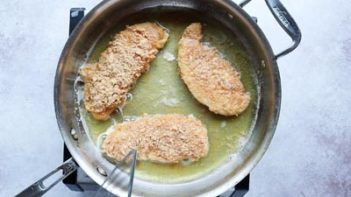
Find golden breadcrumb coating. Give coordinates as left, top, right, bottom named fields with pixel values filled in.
left=80, top=22, right=169, bottom=120
left=177, top=23, right=250, bottom=116
left=102, top=114, right=209, bottom=163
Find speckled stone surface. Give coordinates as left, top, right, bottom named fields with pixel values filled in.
left=0, top=0, right=350, bottom=196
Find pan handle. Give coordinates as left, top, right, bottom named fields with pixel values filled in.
left=240, top=0, right=302, bottom=59
left=15, top=158, right=78, bottom=197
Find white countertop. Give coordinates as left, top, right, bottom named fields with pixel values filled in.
left=0, top=0, right=350, bottom=196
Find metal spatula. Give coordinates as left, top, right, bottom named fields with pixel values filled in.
left=95, top=149, right=137, bottom=197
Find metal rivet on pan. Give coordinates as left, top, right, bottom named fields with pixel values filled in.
left=70, top=128, right=78, bottom=140
left=227, top=13, right=233, bottom=19
left=97, top=166, right=107, bottom=176
left=75, top=76, right=84, bottom=86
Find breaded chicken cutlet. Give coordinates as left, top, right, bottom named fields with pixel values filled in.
left=80, top=22, right=169, bottom=120
left=102, top=114, right=209, bottom=163
left=178, top=23, right=250, bottom=116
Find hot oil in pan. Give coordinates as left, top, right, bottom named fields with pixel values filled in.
left=81, top=11, right=257, bottom=183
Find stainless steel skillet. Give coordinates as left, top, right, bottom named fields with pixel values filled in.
left=17, top=0, right=301, bottom=196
